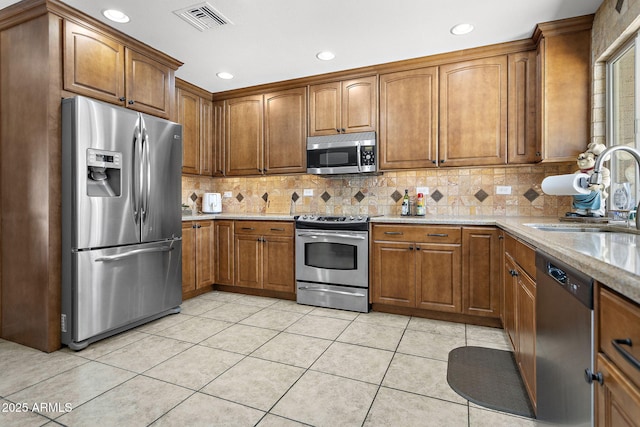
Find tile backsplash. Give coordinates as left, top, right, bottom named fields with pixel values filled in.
left=182, top=164, right=576, bottom=217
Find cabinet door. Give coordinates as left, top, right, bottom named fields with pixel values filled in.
left=309, top=81, right=341, bottom=136
left=517, top=270, right=536, bottom=405
left=125, top=48, right=173, bottom=119
left=181, top=222, right=196, bottom=294
left=596, top=354, right=640, bottom=427
left=226, top=95, right=264, bottom=175
left=63, top=20, right=125, bottom=104
left=214, top=220, right=234, bottom=285
left=503, top=255, right=518, bottom=350
left=537, top=28, right=590, bottom=162
left=508, top=51, right=538, bottom=164
left=212, top=100, right=225, bottom=176
left=462, top=227, right=501, bottom=318
left=341, top=76, right=377, bottom=134
left=234, top=233, right=262, bottom=288
left=415, top=243, right=461, bottom=312
left=176, top=88, right=200, bottom=174
left=379, top=68, right=438, bottom=170
left=195, top=221, right=214, bottom=289
left=371, top=241, right=415, bottom=307
left=264, top=87, right=307, bottom=174
left=440, top=56, right=507, bottom=166
left=200, top=98, right=214, bottom=176
left=263, top=236, right=295, bottom=292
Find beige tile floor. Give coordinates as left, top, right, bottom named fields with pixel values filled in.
left=0, top=291, right=539, bottom=427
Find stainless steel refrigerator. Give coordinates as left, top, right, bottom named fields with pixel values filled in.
left=61, top=96, right=183, bottom=350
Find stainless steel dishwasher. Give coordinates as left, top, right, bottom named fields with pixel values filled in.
left=536, top=250, right=594, bottom=426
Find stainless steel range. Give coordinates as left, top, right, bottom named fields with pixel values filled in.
left=295, top=215, right=370, bottom=312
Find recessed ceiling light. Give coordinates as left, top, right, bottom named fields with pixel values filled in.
left=216, top=72, right=234, bottom=80
left=316, top=51, right=335, bottom=61
left=450, top=23, right=474, bottom=35
left=102, top=9, right=130, bottom=24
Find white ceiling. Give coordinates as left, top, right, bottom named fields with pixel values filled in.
left=1, top=0, right=603, bottom=93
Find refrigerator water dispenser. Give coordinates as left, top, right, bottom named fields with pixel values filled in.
left=86, top=148, right=121, bottom=197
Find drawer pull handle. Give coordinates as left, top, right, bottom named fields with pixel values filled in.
left=384, top=231, right=403, bottom=235
left=270, top=228, right=285, bottom=231
left=241, top=227, right=255, bottom=230
left=427, top=233, right=448, bottom=237
left=612, top=338, right=640, bottom=371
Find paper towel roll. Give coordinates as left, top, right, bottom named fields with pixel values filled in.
left=541, top=173, right=591, bottom=195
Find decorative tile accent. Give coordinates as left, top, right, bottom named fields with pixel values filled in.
left=291, top=192, right=299, bottom=202
left=321, top=191, right=331, bottom=202
left=391, top=190, right=403, bottom=203
left=431, top=190, right=443, bottom=203
left=524, top=188, right=539, bottom=202
left=354, top=191, right=365, bottom=203
left=190, top=192, right=198, bottom=202
left=474, top=189, right=489, bottom=203
left=236, top=193, right=244, bottom=202
left=262, top=193, right=269, bottom=202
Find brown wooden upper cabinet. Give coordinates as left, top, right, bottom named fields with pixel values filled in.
left=440, top=56, right=508, bottom=167
left=63, top=20, right=175, bottom=119
left=534, top=15, right=592, bottom=162
left=225, top=88, right=307, bottom=176
left=508, top=51, right=538, bottom=164
left=212, top=100, right=226, bottom=177
left=379, top=67, right=439, bottom=169
left=309, top=76, right=377, bottom=136
left=176, top=81, right=213, bottom=176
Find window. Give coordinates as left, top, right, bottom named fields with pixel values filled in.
left=607, top=34, right=639, bottom=210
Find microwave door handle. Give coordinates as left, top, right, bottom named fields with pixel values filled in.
left=356, top=142, right=362, bottom=172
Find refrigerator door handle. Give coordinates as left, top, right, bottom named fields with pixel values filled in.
left=132, top=120, right=142, bottom=227
left=95, top=244, right=175, bottom=262
left=140, top=117, right=150, bottom=223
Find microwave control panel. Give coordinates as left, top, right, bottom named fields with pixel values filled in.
left=361, top=146, right=375, bottom=166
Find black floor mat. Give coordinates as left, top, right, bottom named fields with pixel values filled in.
left=447, top=346, right=535, bottom=418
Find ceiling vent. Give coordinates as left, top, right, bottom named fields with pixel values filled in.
left=174, top=2, right=233, bottom=31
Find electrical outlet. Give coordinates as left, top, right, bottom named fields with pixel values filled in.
left=496, top=186, right=512, bottom=195
left=303, top=189, right=314, bottom=196
left=223, top=191, right=233, bottom=198
left=416, top=186, right=429, bottom=195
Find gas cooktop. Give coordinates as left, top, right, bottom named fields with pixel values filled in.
left=296, top=214, right=369, bottom=223
left=295, top=214, right=371, bottom=231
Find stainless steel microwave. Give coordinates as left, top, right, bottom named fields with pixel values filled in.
left=306, top=131, right=377, bottom=175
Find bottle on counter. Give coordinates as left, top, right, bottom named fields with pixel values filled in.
left=416, top=193, right=425, bottom=216
left=401, top=189, right=410, bottom=216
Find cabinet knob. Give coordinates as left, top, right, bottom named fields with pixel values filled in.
left=341, top=128, right=346, bottom=133
left=440, top=159, right=445, bottom=163
left=584, top=368, right=604, bottom=385
left=536, top=152, right=542, bottom=157
left=510, top=269, right=518, bottom=277
left=498, top=235, right=504, bottom=240
left=119, top=97, right=126, bottom=102
left=416, top=246, right=421, bottom=251
left=336, top=128, right=340, bottom=133
left=432, top=160, right=437, bottom=164
left=128, top=100, right=135, bottom=105
left=408, top=245, right=414, bottom=251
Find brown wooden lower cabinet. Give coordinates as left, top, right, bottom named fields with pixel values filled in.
left=233, top=221, right=295, bottom=292
left=214, top=220, right=235, bottom=286
left=182, top=220, right=214, bottom=295
left=595, top=286, right=640, bottom=426
left=371, top=224, right=463, bottom=313
left=502, top=233, right=537, bottom=410
left=462, top=227, right=501, bottom=317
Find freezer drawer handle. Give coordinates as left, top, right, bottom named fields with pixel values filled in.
left=612, top=338, right=640, bottom=371
left=95, top=245, right=174, bottom=262
left=298, top=286, right=366, bottom=297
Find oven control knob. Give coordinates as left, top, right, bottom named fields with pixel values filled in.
left=349, top=216, right=354, bottom=220
left=302, top=215, right=307, bottom=220
left=357, top=215, right=363, bottom=220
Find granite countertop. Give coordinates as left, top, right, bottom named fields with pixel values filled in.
left=181, top=212, right=640, bottom=305
left=373, top=215, right=640, bottom=305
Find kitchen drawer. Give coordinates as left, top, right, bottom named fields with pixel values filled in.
left=372, top=224, right=461, bottom=243
left=234, top=221, right=293, bottom=236
left=515, top=239, right=536, bottom=280
left=504, top=233, right=517, bottom=257
left=600, top=286, right=640, bottom=390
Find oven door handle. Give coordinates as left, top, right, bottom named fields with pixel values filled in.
left=297, top=232, right=366, bottom=240
left=298, top=286, right=367, bottom=297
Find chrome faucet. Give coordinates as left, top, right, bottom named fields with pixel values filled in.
left=590, top=145, right=640, bottom=229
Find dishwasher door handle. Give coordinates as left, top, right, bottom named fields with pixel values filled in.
left=612, top=338, right=640, bottom=372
